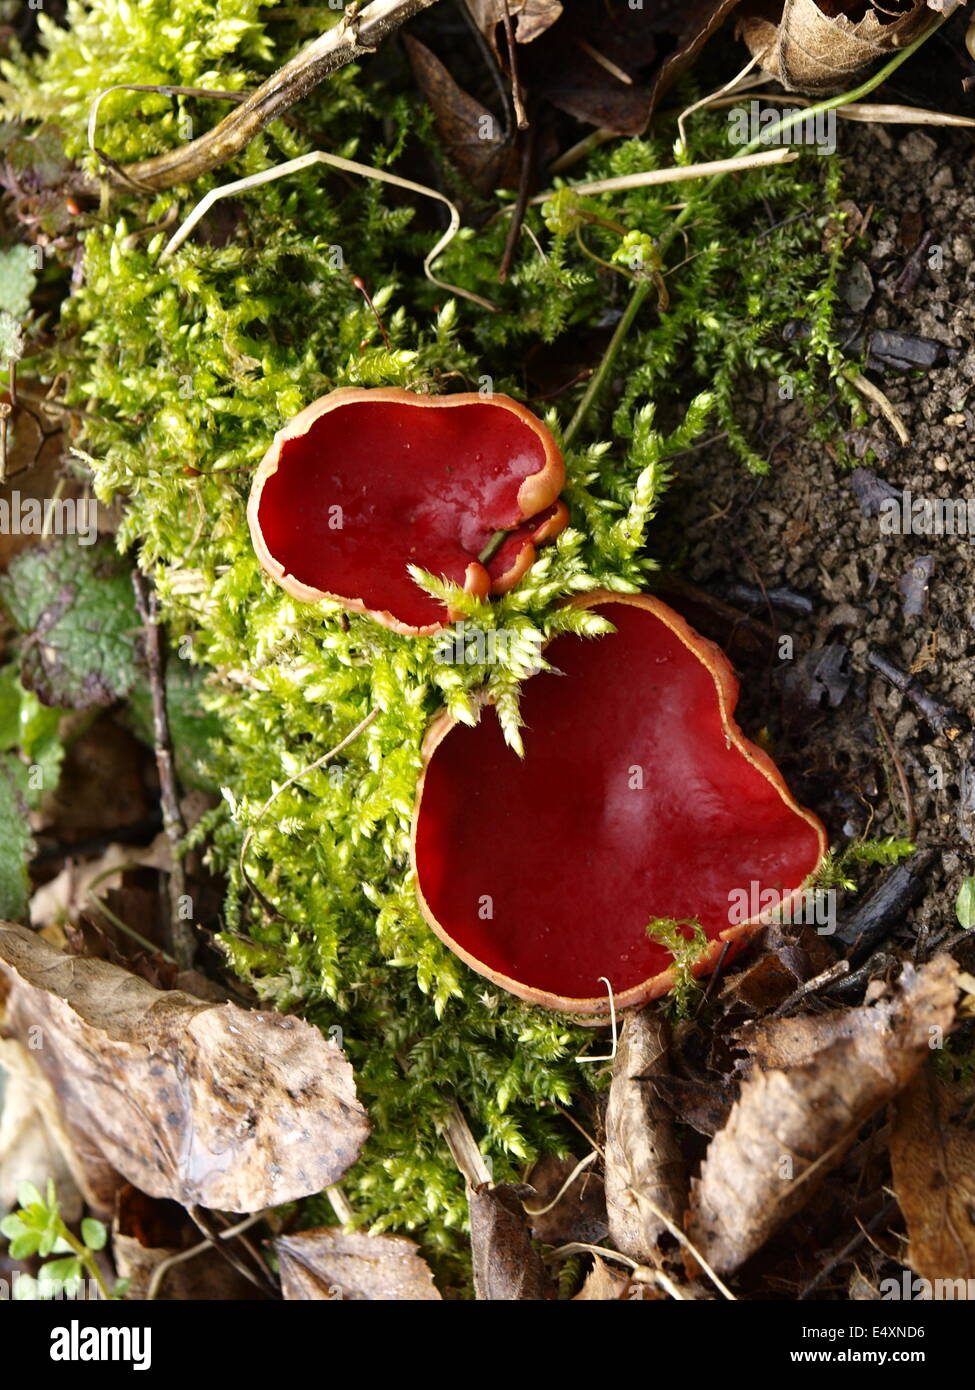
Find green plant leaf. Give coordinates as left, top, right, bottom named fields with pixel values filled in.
left=956, top=877, right=975, bottom=930
left=0, top=1213, right=28, bottom=1239
left=80, top=1217, right=107, bottom=1251
left=9, top=1231, right=41, bottom=1259
left=0, top=309, right=24, bottom=362
left=0, top=539, right=141, bottom=709
left=0, top=243, right=36, bottom=320
left=37, top=1227, right=58, bottom=1257
left=0, top=755, right=33, bottom=919
left=16, top=1180, right=44, bottom=1210
left=41, top=1256, right=82, bottom=1282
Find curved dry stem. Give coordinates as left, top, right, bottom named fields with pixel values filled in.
left=522, top=1151, right=598, bottom=1217
left=160, top=149, right=496, bottom=311
left=676, top=53, right=762, bottom=153
left=115, top=0, right=441, bottom=191
left=87, top=83, right=247, bottom=170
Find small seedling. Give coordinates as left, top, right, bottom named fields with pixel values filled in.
left=0, top=1179, right=127, bottom=1300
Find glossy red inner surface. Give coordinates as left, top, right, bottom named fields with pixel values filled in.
left=258, top=399, right=546, bottom=628
left=415, top=602, right=823, bottom=1001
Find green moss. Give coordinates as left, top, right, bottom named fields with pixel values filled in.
left=1, top=2, right=853, bottom=1257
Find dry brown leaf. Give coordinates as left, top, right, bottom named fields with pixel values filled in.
left=112, top=1185, right=261, bottom=1300
left=274, top=1228, right=441, bottom=1301
left=650, top=1073, right=735, bottom=1138
left=524, top=1152, right=608, bottom=1247
left=403, top=34, right=514, bottom=194
left=573, top=1252, right=634, bottom=1300
left=739, top=0, right=933, bottom=94
left=0, top=1036, right=84, bottom=1223
left=604, top=1007, right=687, bottom=1263
left=29, top=836, right=170, bottom=931
left=890, top=1062, right=975, bottom=1285
left=0, top=923, right=369, bottom=1212
left=650, top=1, right=751, bottom=112
left=517, top=0, right=659, bottom=135
left=464, top=0, right=564, bottom=50
left=469, top=1181, right=557, bottom=1300
left=688, top=956, right=958, bottom=1274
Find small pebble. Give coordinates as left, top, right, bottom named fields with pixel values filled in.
left=951, top=234, right=974, bottom=266
left=899, top=131, right=938, bottom=165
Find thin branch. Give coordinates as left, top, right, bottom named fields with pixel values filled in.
left=131, top=571, right=194, bottom=970
left=87, top=83, right=247, bottom=162
left=846, top=369, right=910, bottom=446
left=114, top=0, right=442, bottom=191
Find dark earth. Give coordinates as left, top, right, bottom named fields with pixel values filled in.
left=645, top=116, right=975, bottom=1296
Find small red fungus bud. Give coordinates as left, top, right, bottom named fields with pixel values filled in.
left=412, top=592, right=828, bottom=1016
left=247, top=387, right=567, bottom=634
left=65, top=196, right=82, bottom=216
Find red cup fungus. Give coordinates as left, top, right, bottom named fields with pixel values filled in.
left=412, top=592, right=828, bottom=1016
left=247, top=387, right=567, bottom=635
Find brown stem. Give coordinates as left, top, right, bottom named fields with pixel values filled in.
left=131, top=571, right=195, bottom=970
left=498, top=119, right=535, bottom=285
left=117, top=0, right=442, bottom=191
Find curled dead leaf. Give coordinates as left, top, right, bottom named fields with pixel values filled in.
left=688, top=956, right=958, bottom=1274
left=573, top=1252, right=637, bottom=1300
left=403, top=34, right=515, bottom=194
left=469, top=1181, right=557, bottom=1300
left=603, top=1007, right=687, bottom=1263
left=274, top=1228, right=441, bottom=1301
left=890, top=1062, right=975, bottom=1285
left=0, top=923, right=369, bottom=1213
left=464, top=0, right=564, bottom=51
left=0, top=1036, right=85, bottom=1222
left=739, top=0, right=933, bottom=94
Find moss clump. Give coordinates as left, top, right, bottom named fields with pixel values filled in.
left=2, top=2, right=851, bottom=1257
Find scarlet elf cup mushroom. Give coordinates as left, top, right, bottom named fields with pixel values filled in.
left=247, top=386, right=568, bottom=635
left=248, top=390, right=827, bottom=1017
left=412, top=593, right=828, bottom=1017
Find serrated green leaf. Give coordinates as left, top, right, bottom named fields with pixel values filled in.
left=0, top=244, right=36, bottom=320
left=0, top=754, right=33, bottom=919
left=0, top=539, right=141, bottom=709
left=0, top=309, right=24, bottom=362
left=0, top=666, right=21, bottom=747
